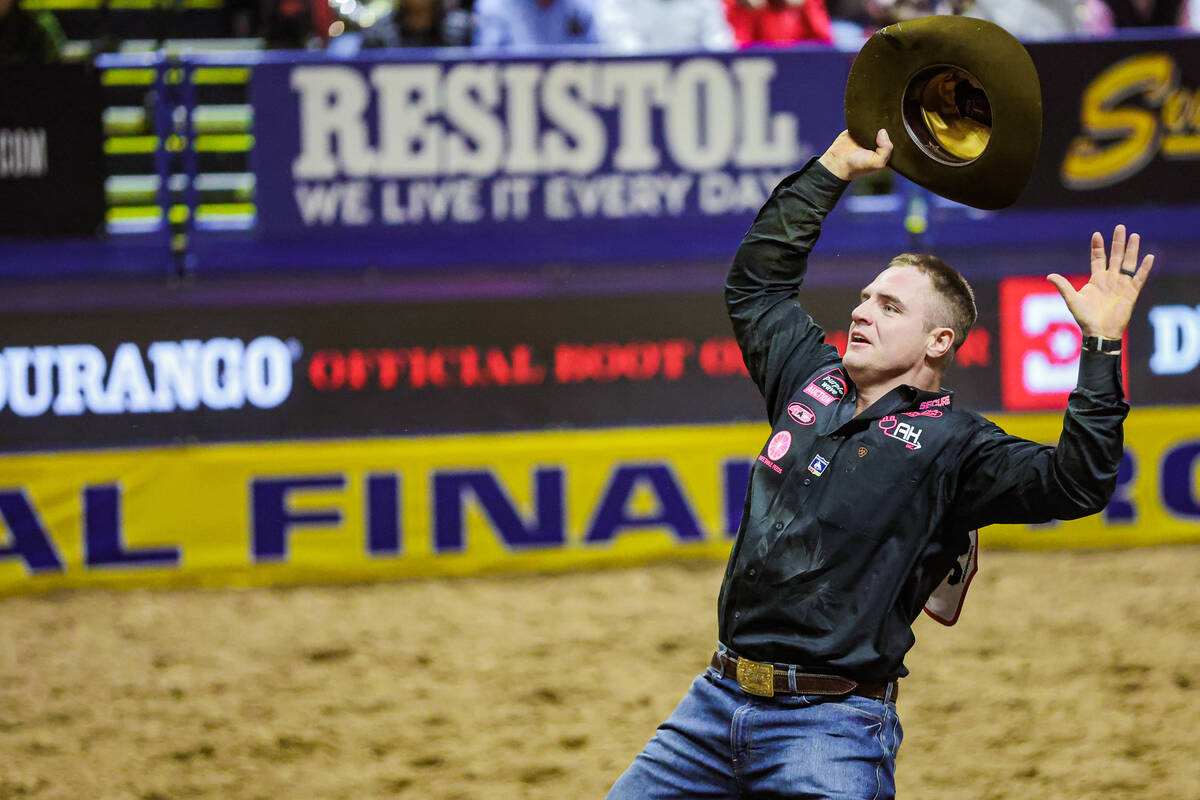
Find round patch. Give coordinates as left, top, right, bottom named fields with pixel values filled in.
left=787, top=402, right=816, bottom=426
left=767, top=430, right=792, bottom=461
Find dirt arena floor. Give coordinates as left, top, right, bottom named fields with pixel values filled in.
left=2, top=545, right=1198, bottom=800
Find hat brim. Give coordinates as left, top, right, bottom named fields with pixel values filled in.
left=845, top=15, right=1042, bottom=210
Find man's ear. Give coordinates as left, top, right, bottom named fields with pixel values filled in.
left=927, top=327, right=955, bottom=360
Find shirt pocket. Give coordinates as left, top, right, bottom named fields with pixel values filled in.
left=816, top=449, right=928, bottom=540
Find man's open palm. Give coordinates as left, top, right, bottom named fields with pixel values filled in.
left=1048, top=225, right=1155, bottom=339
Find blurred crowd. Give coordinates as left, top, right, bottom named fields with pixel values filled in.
left=1, top=0, right=1199, bottom=60
left=309, top=0, right=1199, bottom=53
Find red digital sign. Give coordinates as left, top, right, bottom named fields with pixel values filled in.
left=1000, top=275, right=1128, bottom=411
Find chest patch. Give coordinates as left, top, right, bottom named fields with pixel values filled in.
left=787, top=402, right=816, bottom=426
left=807, top=455, right=829, bottom=476
left=767, top=430, right=792, bottom=461
left=803, top=369, right=846, bottom=406
left=878, top=415, right=924, bottom=450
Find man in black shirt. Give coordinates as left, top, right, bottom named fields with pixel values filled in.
left=608, top=128, right=1154, bottom=799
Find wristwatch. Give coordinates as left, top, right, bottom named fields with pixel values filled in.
left=1081, top=335, right=1122, bottom=354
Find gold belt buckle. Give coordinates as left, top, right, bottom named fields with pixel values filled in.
left=735, top=657, right=775, bottom=697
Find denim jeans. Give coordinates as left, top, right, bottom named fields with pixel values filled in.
left=607, top=664, right=903, bottom=799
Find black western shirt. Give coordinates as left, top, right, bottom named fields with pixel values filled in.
left=718, top=160, right=1128, bottom=683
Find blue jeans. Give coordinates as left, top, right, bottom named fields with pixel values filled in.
left=608, top=665, right=903, bottom=799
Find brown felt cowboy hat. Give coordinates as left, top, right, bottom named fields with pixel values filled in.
left=844, top=15, right=1042, bottom=210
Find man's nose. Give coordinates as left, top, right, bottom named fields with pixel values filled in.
left=851, top=302, right=872, bottom=325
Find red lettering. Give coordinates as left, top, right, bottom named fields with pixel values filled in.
left=957, top=328, right=991, bottom=367
left=347, top=349, right=372, bottom=390
left=699, top=338, right=749, bottom=377
left=483, top=348, right=512, bottom=386
left=554, top=344, right=588, bottom=383
left=622, top=342, right=659, bottom=381
left=308, top=350, right=346, bottom=390
left=554, top=340, right=696, bottom=384
left=373, top=349, right=405, bottom=389
left=660, top=340, right=694, bottom=379
left=586, top=343, right=613, bottom=381
left=428, top=348, right=452, bottom=387
left=459, top=346, right=482, bottom=387
left=510, top=345, right=546, bottom=385
left=408, top=348, right=428, bottom=387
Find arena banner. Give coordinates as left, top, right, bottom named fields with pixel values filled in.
left=0, top=63, right=105, bottom=237
left=0, top=284, right=998, bottom=452
left=0, top=407, right=1197, bottom=595
left=249, top=49, right=850, bottom=265
left=998, top=271, right=1200, bottom=411
left=4, top=269, right=1197, bottom=451
left=1020, top=34, right=1200, bottom=208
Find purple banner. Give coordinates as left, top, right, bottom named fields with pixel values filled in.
left=250, top=49, right=851, bottom=266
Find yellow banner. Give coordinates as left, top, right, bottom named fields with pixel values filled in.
left=0, top=407, right=1197, bottom=594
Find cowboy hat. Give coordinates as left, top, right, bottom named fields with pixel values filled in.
left=844, top=15, right=1042, bottom=210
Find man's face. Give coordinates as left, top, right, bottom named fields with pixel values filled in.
left=843, top=266, right=942, bottom=383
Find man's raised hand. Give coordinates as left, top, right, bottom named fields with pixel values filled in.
left=1048, top=225, right=1155, bottom=340
left=818, top=129, right=893, bottom=181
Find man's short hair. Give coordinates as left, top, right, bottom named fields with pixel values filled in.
left=888, top=253, right=977, bottom=359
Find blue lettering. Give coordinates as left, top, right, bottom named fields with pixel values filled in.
left=0, top=490, right=63, bottom=573
left=84, top=484, right=180, bottom=568
left=585, top=464, right=703, bottom=543
left=433, top=469, right=564, bottom=553
left=366, top=473, right=401, bottom=556
left=723, top=460, right=752, bottom=538
left=1162, top=440, right=1200, bottom=518
left=251, top=475, right=346, bottom=561
left=1103, top=450, right=1137, bottom=523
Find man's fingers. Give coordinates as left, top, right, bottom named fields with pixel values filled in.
left=1090, top=231, right=1105, bottom=276
left=1046, top=273, right=1079, bottom=313
left=875, top=128, right=893, bottom=162
left=1121, top=232, right=1141, bottom=275
left=1131, top=253, right=1155, bottom=291
left=1109, top=224, right=1126, bottom=272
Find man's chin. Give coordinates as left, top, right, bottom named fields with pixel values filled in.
left=842, top=355, right=868, bottom=385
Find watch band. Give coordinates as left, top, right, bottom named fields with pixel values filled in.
left=1081, top=335, right=1122, bottom=354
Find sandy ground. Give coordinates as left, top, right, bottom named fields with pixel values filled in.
left=1, top=546, right=1198, bottom=800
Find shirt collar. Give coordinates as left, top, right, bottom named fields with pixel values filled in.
left=828, top=383, right=954, bottom=433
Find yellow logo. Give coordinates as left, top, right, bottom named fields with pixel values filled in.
left=1061, top=53, right=1200, bottom=190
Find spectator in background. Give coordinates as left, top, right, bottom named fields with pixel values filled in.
left=472, top=0, right=597, bottom=49
left=1098, top=0, right=1191, bottom=27
left=863, top=0, right=973, bottom=22
left=264, top=0, right=323, bottom=48
left=825, top=0, right=874, bottom=46
left=861, top=0, right=1114, bottom=41
left=967, top=0, right=1113, bottom=39
left=360, top=0, right=471, bottom=47
left=724, top=0, right=833, bottom=46
left=596, top=0, right=736, bottom=51
left=0, top=0, right=65, bottom=61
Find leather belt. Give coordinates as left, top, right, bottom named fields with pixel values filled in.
left=711, top=651, right=898, bottom=702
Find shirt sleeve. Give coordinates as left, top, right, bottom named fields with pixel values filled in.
left=948, top=350, right=1128, bottom=528
left=724, top=158, right=849, bottom=420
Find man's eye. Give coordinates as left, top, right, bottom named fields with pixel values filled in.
left=885, top=305, right=897, bottom=313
